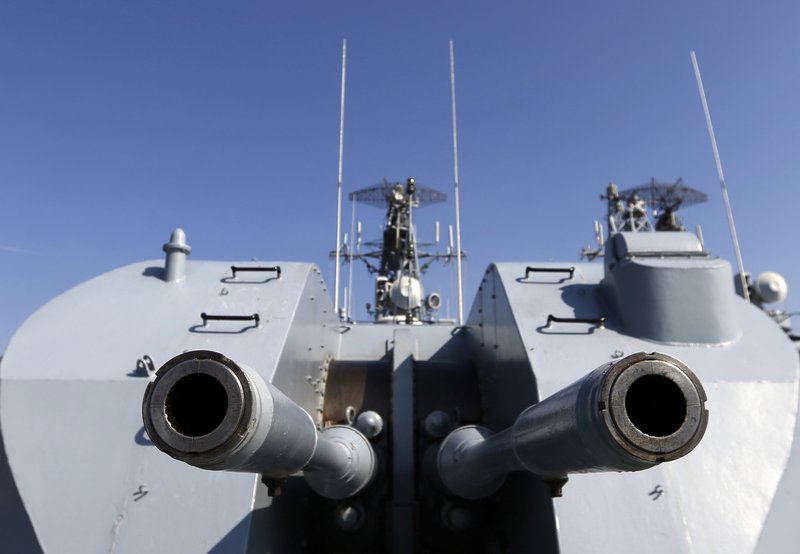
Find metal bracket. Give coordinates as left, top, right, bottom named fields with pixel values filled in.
left=136, top=355, right=156, bottom=377
left=544, top=477, right=569, bottom=498
left=261, top=476, right=286, bottom=497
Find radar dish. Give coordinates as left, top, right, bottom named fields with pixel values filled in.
left=349, top=180, right=447, bottom=209
left=620, top=178, right=708, bottom=212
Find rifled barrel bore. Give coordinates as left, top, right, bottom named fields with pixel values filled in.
left=436, top=352, right=708, bottom=500
left=142, top=350, right=376, bottom=500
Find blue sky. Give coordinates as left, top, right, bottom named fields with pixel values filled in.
left=2, top=1, right=799, bottom=350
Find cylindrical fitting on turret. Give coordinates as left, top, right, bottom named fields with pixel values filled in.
left=162, top=228, right=191, bottom=282
left=436, top=352, right=708, bottom=499
left=142, top=350, right=377, bottom=499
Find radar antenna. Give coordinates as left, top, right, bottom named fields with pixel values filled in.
left=602, top=178, right=707, bottom=237
left=349, top=179, right=447, bottom=208
left=587, top=178, right=709, bottom=259
left=333, top=178, right=460, bottom=323
left=620, top=178, right=708, bottom=231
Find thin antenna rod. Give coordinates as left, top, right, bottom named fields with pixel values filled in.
left=347, top=196, right=357, bottom=319
left=334, top=39, right=347, bottom=315
left=690, top=51, right=749, bottom=301
left=450, top=40, right=465, bottom=325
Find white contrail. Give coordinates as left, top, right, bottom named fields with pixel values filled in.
left=0, top=244, right=40, bottom=255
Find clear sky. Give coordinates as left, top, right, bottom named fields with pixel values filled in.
left=2, top=1, right=799, bottom=351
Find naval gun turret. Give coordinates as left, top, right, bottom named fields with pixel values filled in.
left=4, top=174, right=799, bottom=553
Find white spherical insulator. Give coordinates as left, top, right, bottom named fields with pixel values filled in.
left=390, top=275, right=423, bottom=310
left=755, top=271, right=788, bottom=304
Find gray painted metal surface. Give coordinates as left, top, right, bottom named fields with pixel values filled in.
left=1, top=259, right=337, bottom=552
left=603, top=231, right=740, bottom=344
left=1, top=211, right=799, bottom=552
left=478, top=261, right=798, bottom=553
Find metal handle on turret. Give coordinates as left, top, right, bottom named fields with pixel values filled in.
left=142, top=350, right=377, bottom=500
left=435, top=352, right=708, bottom=499
left=200, top=313, right=260, bottom=327
left=230, top=265, right=282, bottom=279
left=524, top=266, right=575, bottom=280
left=545, top=314, right=606, bottom=329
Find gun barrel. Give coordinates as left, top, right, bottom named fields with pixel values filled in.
left=142, top=350, right=376, bottom=500
left=437, top=352, right=708, bottom=499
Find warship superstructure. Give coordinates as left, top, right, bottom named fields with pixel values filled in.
left=335, top=178, right=454, bottom=324
left=1, top=169, right=799, bottom=552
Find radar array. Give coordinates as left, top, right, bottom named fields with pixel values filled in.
left=335, top=178, right=460, bottom=323
left=620, top=178, right=708, bottom=232
left=349, top=179, right=448, bottom=209
left=582, top=177, right=709, bottom=260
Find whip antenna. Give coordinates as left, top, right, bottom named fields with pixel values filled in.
left=450, top=40, right=465, bottom=325
left=347, top=196, right=357, bottom=319
left=334, top=39, right=347, bottom=316
left=690, top=51, right=749, bottom=302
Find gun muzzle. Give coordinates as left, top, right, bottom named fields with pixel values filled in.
left=436, top=352, right=708, bottom=499
left=142, top=350, right=376, bottom=500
